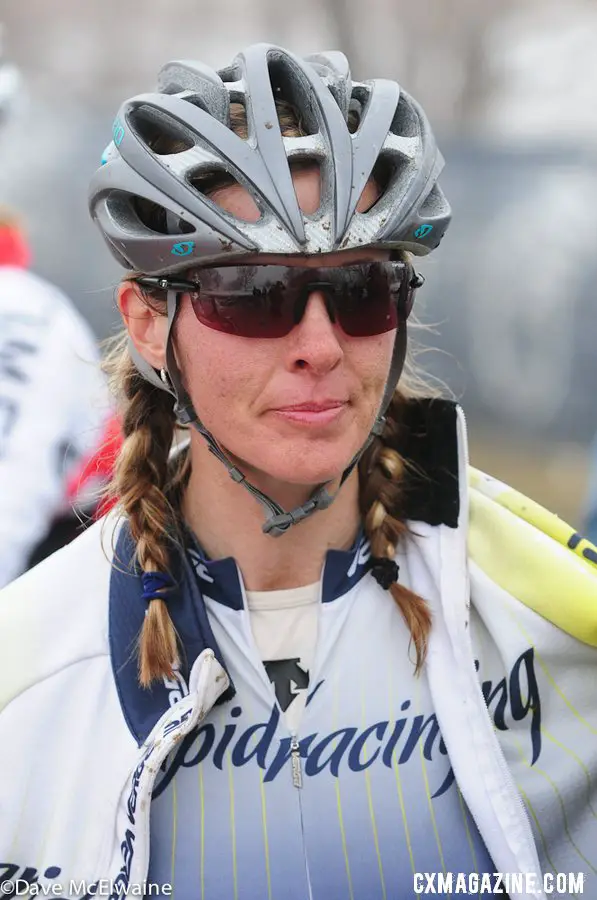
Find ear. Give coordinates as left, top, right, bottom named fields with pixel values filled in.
left=118, top=281, right=168, bottom=371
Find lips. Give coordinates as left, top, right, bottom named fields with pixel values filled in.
left=270, top=400, right=349, bottom=427
left=274, top=400, right=348, bottom=412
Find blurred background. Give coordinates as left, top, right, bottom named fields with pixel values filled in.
left=1, top=0, right=596, bottom=525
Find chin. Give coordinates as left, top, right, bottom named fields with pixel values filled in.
left=223, top=424, right=367, bottom=486
left=251, top=445, right=358, bottom=488
left=273, top=465, right=346, bottom=486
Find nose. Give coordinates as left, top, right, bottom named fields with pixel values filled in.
left=287, top=290, right=343, bottom=374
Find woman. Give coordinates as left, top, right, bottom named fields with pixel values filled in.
left=0, top=43, right=595, bottom=900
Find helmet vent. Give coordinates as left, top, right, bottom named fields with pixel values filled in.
left=187, top=170, right=262, bottom=223
left=129, top=105, right=194, bottom=155
left=391, top=93, right=420, bottom=139
left=227, top=95, right=250, bottom=140
left=125, top=194, right=195, bottom=236
left=418, top=183, right=446, bottom=217
left=349, top=85, right=373, bottom=132
left=219, top=65, right=241, bottom=84
left=267, top=57, right=318, bottom=136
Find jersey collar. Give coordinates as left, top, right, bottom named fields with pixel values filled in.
left=185, top=526, right=373, bottom=609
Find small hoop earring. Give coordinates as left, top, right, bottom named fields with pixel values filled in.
left=160, top=368, right=170, bottom=386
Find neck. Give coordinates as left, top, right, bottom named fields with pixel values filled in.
left=181, top=431, right=361, bottom=591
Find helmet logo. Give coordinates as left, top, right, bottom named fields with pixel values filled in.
left=171, top=241, right=195, bottom=257
left=414, top=224, right=434, bottom=239
left=112, top=118, right=125, bottom=147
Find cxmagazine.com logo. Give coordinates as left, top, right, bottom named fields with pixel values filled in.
left=413, top=872, right=586, bottom=895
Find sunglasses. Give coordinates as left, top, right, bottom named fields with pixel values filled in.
left=136, top=260, right=424, bottom=340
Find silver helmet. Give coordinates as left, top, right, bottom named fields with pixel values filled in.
left=89, top=43, right=450, bottom=275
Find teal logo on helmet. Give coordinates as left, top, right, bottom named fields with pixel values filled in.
left=414, top=224, right=434, bottom=239
left=112, top=118, right=125, bottom=147
left=171, top=241, right=195, bottom=257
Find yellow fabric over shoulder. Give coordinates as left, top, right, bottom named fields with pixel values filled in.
left=467, top=466, right=597, bottom=647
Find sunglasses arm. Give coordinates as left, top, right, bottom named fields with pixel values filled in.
left=134, top=275, right=201, bottom=294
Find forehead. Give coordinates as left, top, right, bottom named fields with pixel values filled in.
left=207, top=166, right=386, bottom=268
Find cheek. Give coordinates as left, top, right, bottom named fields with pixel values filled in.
left=173, top=305, right=271, bottom=420
left=352, top=332, right=396, bottom=393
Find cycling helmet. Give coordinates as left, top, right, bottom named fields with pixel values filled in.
left=89, top=43, right=452, bottom=536
left=90, top=44, right=450, bottom=273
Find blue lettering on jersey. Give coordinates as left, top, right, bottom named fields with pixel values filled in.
left=478, top=646, right=541, bottom=763
left=153, top=648, right=540, bottom=799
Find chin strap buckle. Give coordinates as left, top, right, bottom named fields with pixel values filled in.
left=261, top=486, right=334, bottom=536
left=174, top=402, right=195, bottom=426
left=370, top=415, right=386, bottom=437
left=262, top=504, right=314, bottom=536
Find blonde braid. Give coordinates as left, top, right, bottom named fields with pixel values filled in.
left=109, top=350, right=181, bottom=687
left=359, top=392, right=432, bottom=673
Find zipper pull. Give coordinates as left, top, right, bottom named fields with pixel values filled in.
left=290, top=735, right=303, bottom=789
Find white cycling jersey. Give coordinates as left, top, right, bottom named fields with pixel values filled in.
left=0, top=264, right=110, bottom=588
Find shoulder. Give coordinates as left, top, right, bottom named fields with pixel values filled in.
left=0, top=266, right=100, bottom=360
left=467, top=467, right=597, bottom=646
left=0, top=512, right=123, bottom=710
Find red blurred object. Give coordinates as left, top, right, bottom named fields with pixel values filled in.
left=0, top=224, right=32, bottom=268
left=65, top=413, right=123, bottom=518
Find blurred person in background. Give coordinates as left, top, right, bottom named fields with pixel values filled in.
left=0, top=36, right=117, bottom=588
left=0, top=43, right=596, bottom=899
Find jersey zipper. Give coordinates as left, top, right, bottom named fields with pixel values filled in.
left=289, top=731, right=313, bottom=899
left=290, top=733, right=303, bottom=789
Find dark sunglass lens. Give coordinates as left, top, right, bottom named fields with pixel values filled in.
left=337, top=266, right=399, bottom=336
left=192, top=292, right=292, bottom=337
left=190, top=272, right=297, bottom=338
